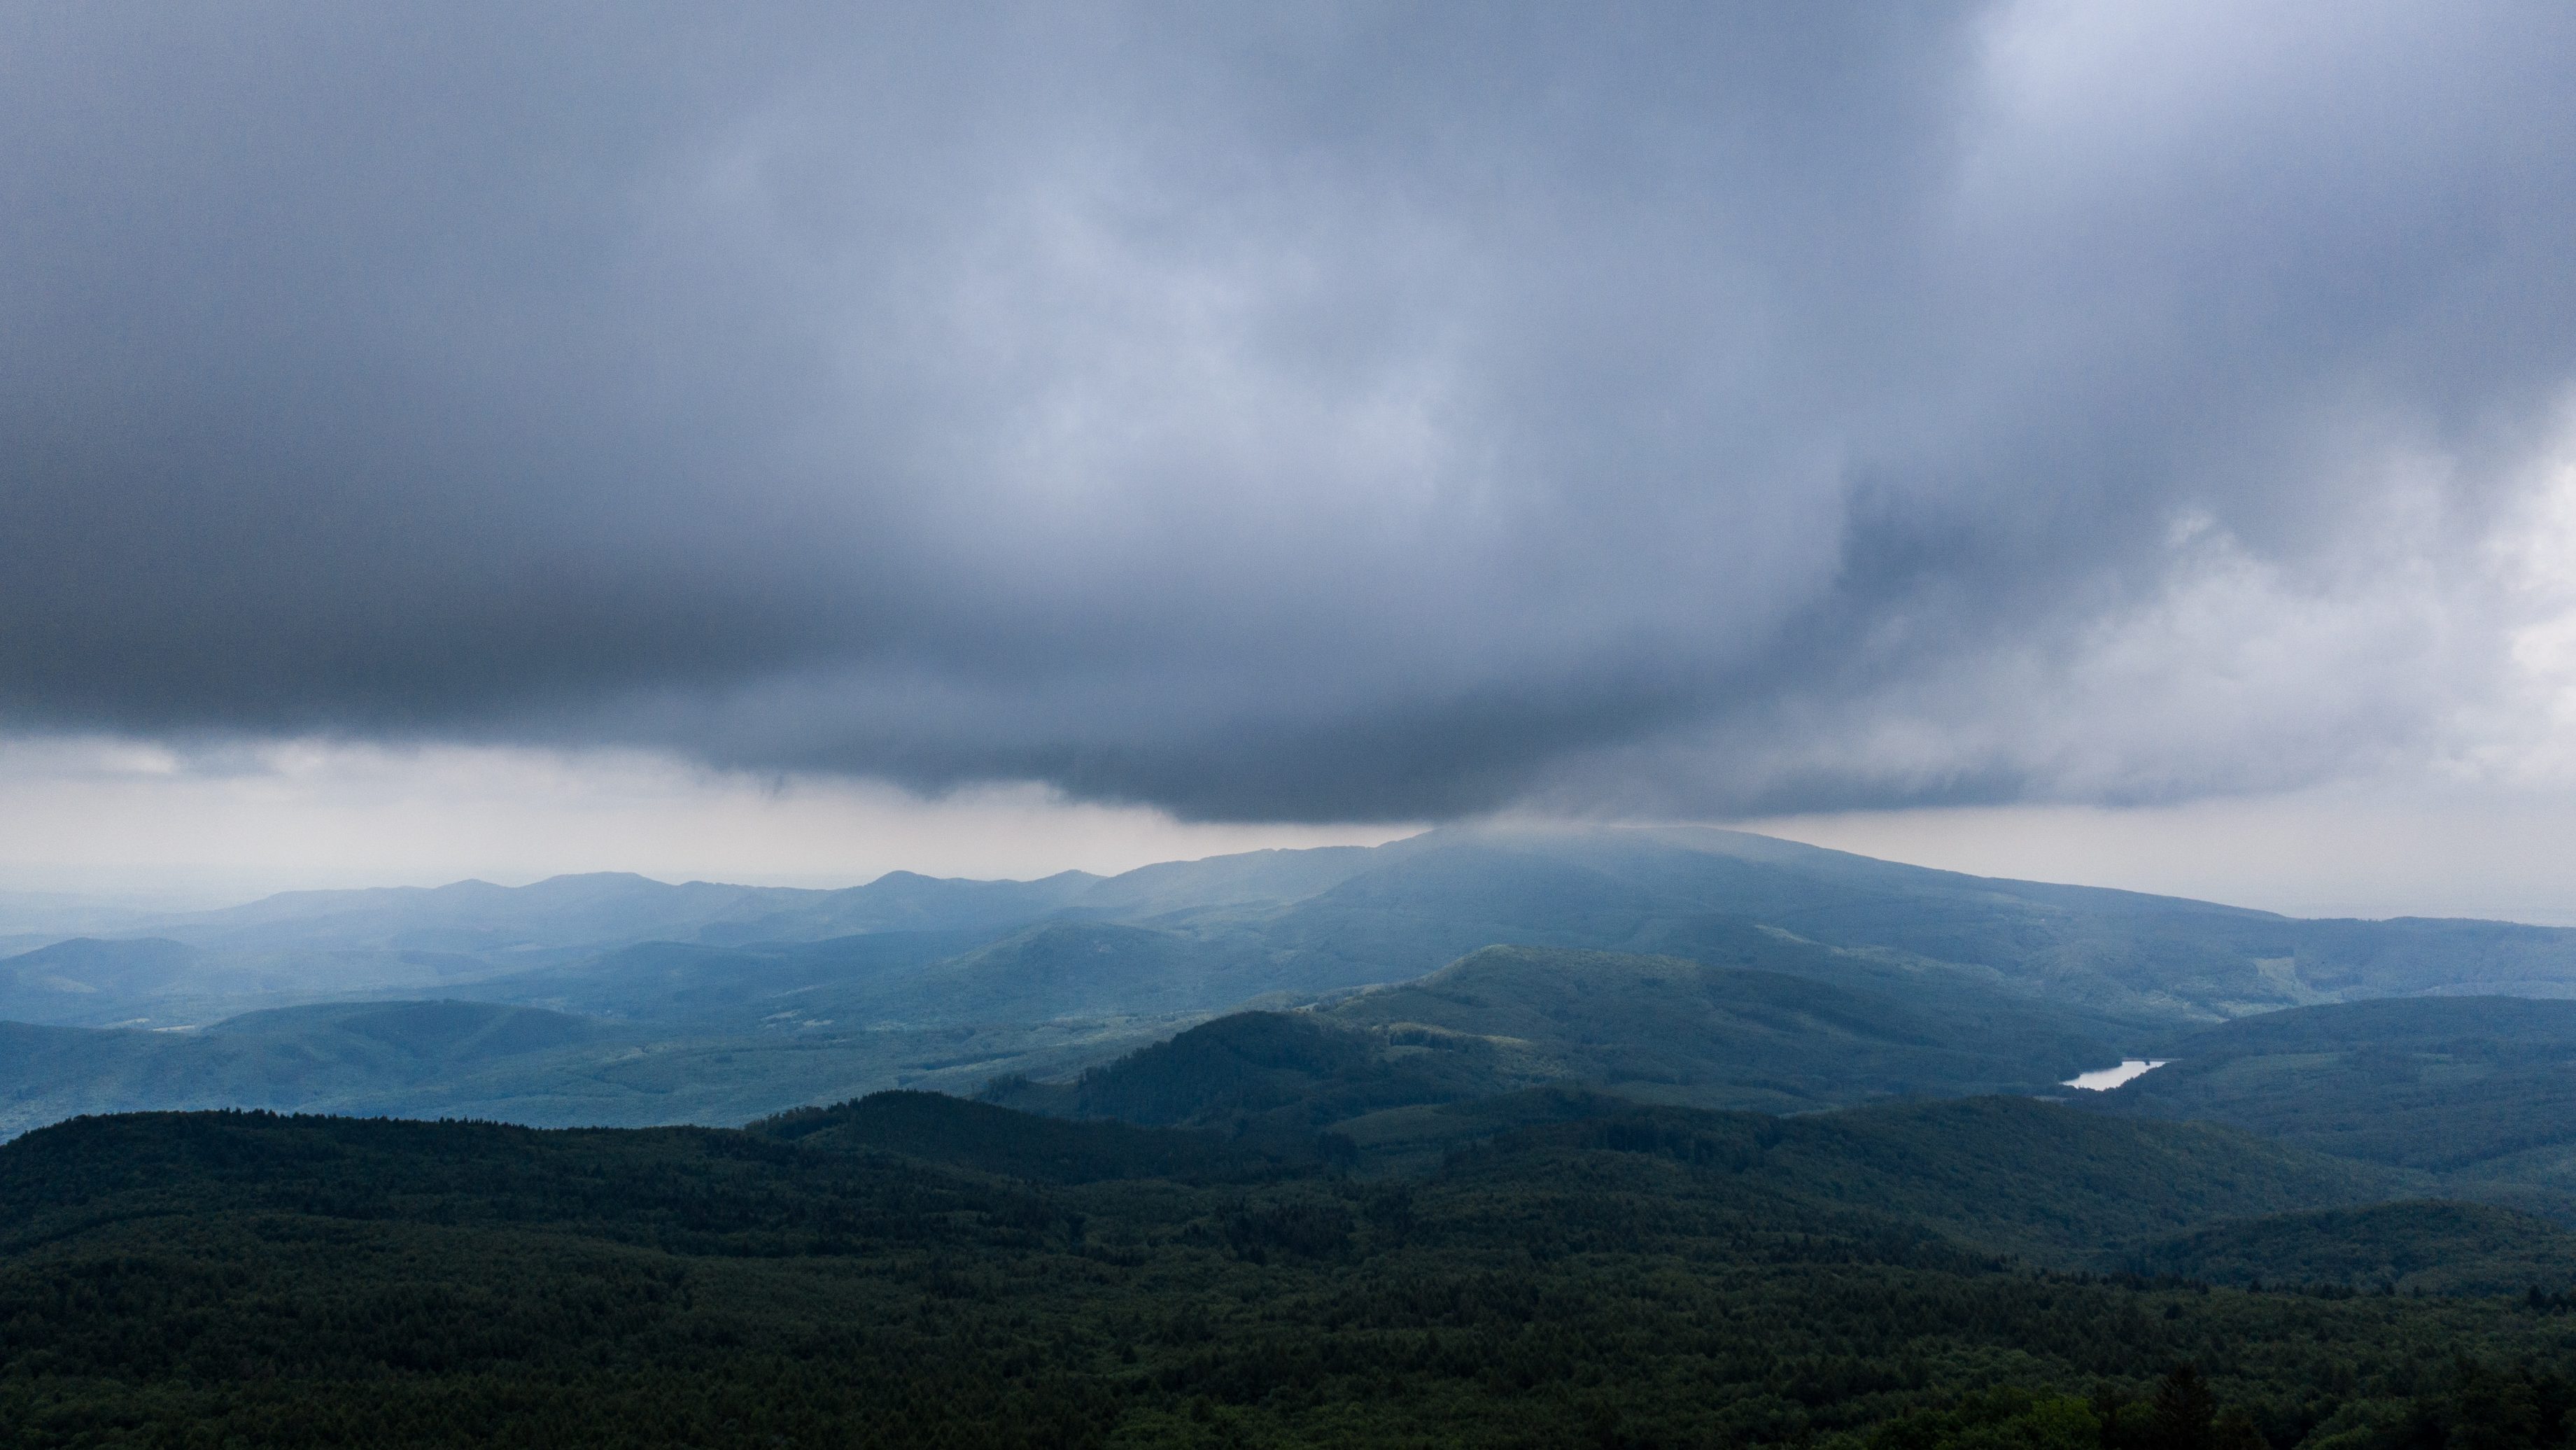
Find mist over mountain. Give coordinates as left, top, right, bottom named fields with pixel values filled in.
left=13, top=6, right=2576, bottom=1444
left=8, top=828, right=2576, bottom=1447
left=10, top=825, right=2576, bottom=1150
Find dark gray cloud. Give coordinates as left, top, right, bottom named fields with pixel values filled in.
left=6, top=1, right=2575, bottom=821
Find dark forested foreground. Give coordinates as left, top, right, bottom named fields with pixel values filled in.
left=5, top=1099, right=2575, bottom=1448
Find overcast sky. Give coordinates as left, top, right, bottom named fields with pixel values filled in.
left=7, top=2, right=2576, bottom=915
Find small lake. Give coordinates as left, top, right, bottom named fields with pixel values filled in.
left=2061, top=1059, right=2168, bottom=1091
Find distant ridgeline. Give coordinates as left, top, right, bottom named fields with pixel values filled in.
left=13, top=827, right=2576, bottom=1442
left=14, top=824, right=2576, bottom=1139
left=5, top=1090, right=2576, bottom=1447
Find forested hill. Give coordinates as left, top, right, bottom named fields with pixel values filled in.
left=2, top=1097, right=2571, bottom=1448
left=2093, top=996, right=2576, bottom=1216
left=13, top=826, right=2576, bottom=1142
left=2119, top=1201, right=2576, bottom=1295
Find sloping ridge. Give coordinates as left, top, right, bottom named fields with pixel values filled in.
left=2096, top=996, right=2576, bottom=1200
left=2118, top=1199, right=2576, bottom=1294
left=59, top=823, right=2576, bottom=1034
left=3, top=1087, right=2410, bottom=1272
left=0, top=936, right=209, bottom=999
left=982, top=1010, right=1506, bottom=1131
left=2162, top=994, right=2576, bottom=1054
left=1464, top=1094, right=2412, bottom=1264
left=753, top=1089, right=1333, bottom=1181
left=0, top=1000, right=617, bottom=1141
left=987, top=943, right=2117, bottom=1134
left=204, top=999, right=606, bottom=1060
left=894, top=920, right=1216, bottom=1022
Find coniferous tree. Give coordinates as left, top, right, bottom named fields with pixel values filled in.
left=2153, top=1365, right=2219, bottom=1450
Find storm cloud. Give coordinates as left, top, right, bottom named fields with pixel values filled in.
left=6, top=1, right=2575, bottom=821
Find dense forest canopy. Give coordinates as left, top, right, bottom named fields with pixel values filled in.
left=3, top=1094, right=2574, bottom=1447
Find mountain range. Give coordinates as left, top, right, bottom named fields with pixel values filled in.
left=10, top=824, right=2576, bottom=1142
left=11, top=824, right=2576, bottom=1444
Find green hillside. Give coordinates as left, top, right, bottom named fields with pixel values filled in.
left=875, top=921, right=1268, bottom=1022
left=980, top=944, right=2127, bottom=1169
left=1448, top=1095, right=2409, bottom=1265
left=980, top=1010, right=1505, bottom=1140
left=0, top=1004, right=1183, bottom=1140
left=1214, top=827, right=2576, bottom=1023
left=0, top=1001, right=612, bottom=1136
left=0, top=936, right=227, bottom=1026
left=2097, top=998, right=2576, bottom=1204
left=1, top=1102, right=2568, bottom=1448
left=2119, top=1200, right=2576, bottom=1295
left=999, top=1006, right=2406, bottom=1258
left=1322, top=943, right=2111, bottom=1108
left=465, top=928, right=990, bottom=1025
left=753, top=1089, right=1337, bottom=1181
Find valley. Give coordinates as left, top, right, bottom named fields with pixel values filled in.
left=8, top=826, right=2576, bottom=1447
left=13, top=825, right=2576, bottom=1138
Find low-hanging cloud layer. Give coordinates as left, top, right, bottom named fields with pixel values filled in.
left=7, top=1, right=2576, bottom=824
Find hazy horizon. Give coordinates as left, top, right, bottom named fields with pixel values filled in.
left=10, top=805, right=2576, bottom=931
left=7, top=3, right=2576, bottom=928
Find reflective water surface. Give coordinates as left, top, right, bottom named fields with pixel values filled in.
left=2061, top=1059, right=2168, bottom=1091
